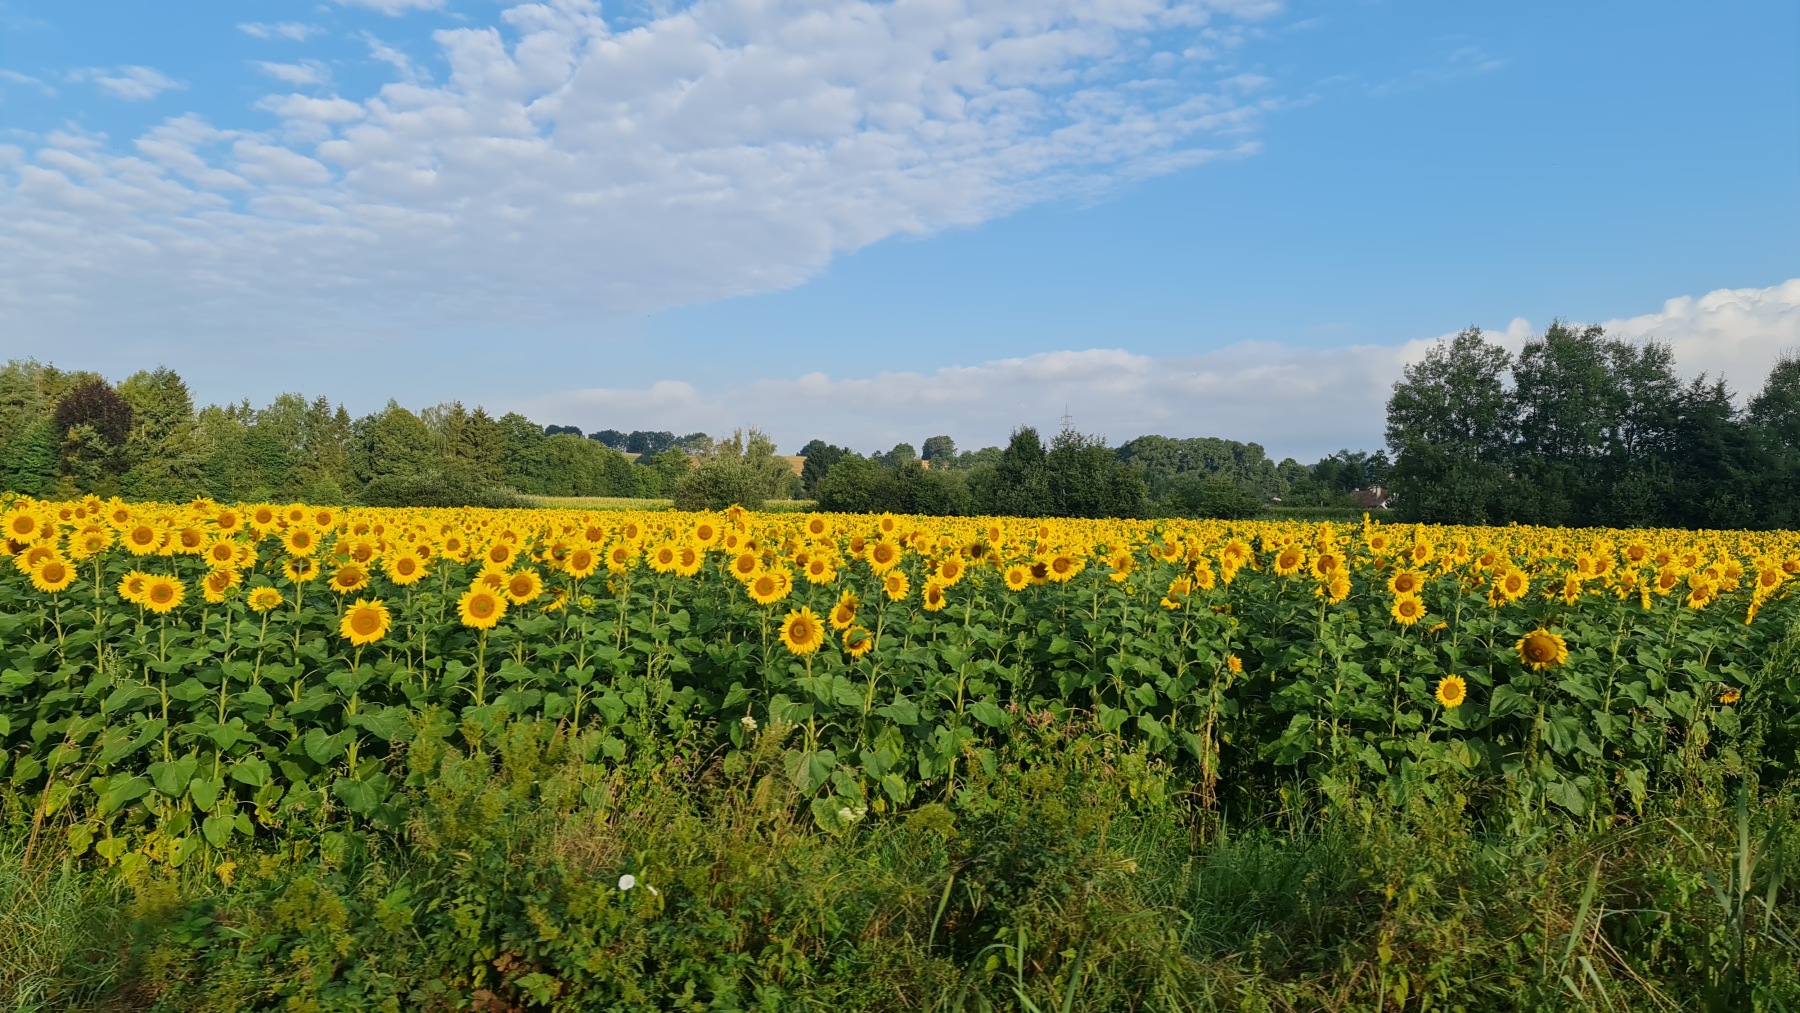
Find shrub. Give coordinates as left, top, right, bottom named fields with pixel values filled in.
left=671, top=457, right=766, bottom=511
left=358, top=469, right=530, bottom=508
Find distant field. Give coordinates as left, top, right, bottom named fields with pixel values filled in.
left=527, top=495, right=818, bottom=512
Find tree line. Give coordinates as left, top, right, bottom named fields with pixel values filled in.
left=1385, top=323, right=1800, bottom=529
left=19, top=313, right=1787, bottom=528
left=0, top=358, right=1382, bottom=517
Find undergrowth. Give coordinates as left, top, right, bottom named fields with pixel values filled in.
left=2, top=716, right=1795, bottom=1012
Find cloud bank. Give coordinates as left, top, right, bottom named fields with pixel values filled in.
left=513, top=279, right=1800, bottom=460
left=2, top=0, right=1286, bottom=353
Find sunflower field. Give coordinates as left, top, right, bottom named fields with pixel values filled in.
left=2, top=494, right=1796, bottom=872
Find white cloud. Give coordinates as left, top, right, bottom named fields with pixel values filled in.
left=1, top=0, right=1287, bottom=349
left=512, top=280, right=1800, bottom=459
left=255, top=60, right=332, bottom=86
left=70, top=65, right=183, bottom=101
left=238, top=22, right=323, bottom=41
left=1599, top=279, right=1800, bottom=397
left=0, top=69, right=56, bottom=95
left=337, top=0, right=445, bottom=14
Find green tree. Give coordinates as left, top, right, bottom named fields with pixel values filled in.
left=0, top=418, right=59, bottom=495
left=1385, top=327, right=1516, bottom=523
left=983, top=427, right=1051, bottom=516
left=1044, top=427, right=1146, bottom=518
left=351, top=402, right=434, bottom=483
left=671, top=457, right=766, bottom=511
left=921, top=435, right=956, bottom=463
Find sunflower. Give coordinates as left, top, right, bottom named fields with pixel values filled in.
left=1719, top=687, right=1742, bottom=705
left=883, top=570, right=910, bottom=603
left=1493, top=568, right=1529, bottom=602
left=843, top=625, right=874, bottom=659
left=68, top=526, right=112, bottom=559
left=283, top=556, right=320, bottom=584
left=330, top=563, right=371, bottom=595
left=675, top=544, right=705, bottom=578
left=247, top=586, right=283, bottom=613
left=803, top=556, right=837, bottom=585
left=829, top=591, right=859, bottom=630
left=779, top=606, right=826, bottom=656
left=730, top=551, right=761, bottom=582
left=1309, top=551, right=1344, bottom=580
left=340, top=597, right=392, bottom=646
left=921, top=580, right=948, bottom=612
left=143, top=575, right=185, bottom=615
left=867, top=540, right=902, bottom=574
left=1226, top=655, right=1243, bottom=675
left=203, top=537, right=241, bottom=569
left=747, top=570, right=790, bottom=606
left=804, top=514, right=829, bottom=538
left=936, top=556, right=965, bottom=587
left=484, top=541, right=516, bottom=568
left=565, top=547, right=600, bottom=579
left=1048, top=553, right=1082, bottom=583
left=457, top=587, right=507, bottom=630
left=1386, top=570, right=1427, bottom=596
left=505, top=568, right=545, bottom=605
left=1003, top=564, right=1031, bottom=592
left=202, top=568, right=240, bottom=603
left=1272, top=545, right=1305, bottom=576
left=29, top=555, right=76, bottom=594
left=382, top=553, right=428, bottom=586
left=3, top=509, right=48, bottom=543
left=118, top=570, right=150, bottom=605
left=649, top=543, right=680, bottom=574
left=1435, top=674, right=1468, bottom=709
left=1516, top=629, right=1568, bottom=671
left=1390, top=594, right=1426, bottom=626
left=281, top=527, right=320, bottom=558
left=540, top=585, right=569, bottom=614
left=123, top=522, right=166, bottom=556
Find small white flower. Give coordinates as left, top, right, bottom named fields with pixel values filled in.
left=618, top=873, right=636, bottom=891
left=837, top=806, right=868, bottom=825
left=740, top=714, right=757, bottom=733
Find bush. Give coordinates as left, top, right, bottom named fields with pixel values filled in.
left=1165, top=473, right=1263, bottom=519
left=671, top=457, right=766, bottom=511
left=358, top=469, right=530, bottom=508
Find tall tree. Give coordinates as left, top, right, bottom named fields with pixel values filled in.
left=1385, top=327, right=1516, bottom=523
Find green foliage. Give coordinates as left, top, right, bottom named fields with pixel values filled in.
left=671, top=456, right=767, bottom=511
left=1164, top=473, right=1262, bottom=519
left=357, top=470, right=531, bottom=508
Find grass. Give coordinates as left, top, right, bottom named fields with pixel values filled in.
left=0, top=846, right=125, bottom=1013
left=4, top=717, right=1795, bottom=1012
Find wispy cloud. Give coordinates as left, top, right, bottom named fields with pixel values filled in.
left=69, top=65, right=183, bottom=101
left=0, top=68, right=56, bottom=96
left=255, top=60, right=331, bottom=86
left=238, top=22, right=323, bottom=42
left=2, top=0, right=1292, bottom=354
left=335, top=0, right=445, bottom=14
left=1369, top=43, right=1505, bottom=97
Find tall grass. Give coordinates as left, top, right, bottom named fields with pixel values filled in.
left=6, top=716, right=1793, bottom=1011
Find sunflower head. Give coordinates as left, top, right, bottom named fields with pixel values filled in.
left=457, top=587, right=507, bottom=630
left=843, top=625, right=874, bottom=659
left=779, top=606, right=826, bottom=656
left=340, top=597, right=392, bottom=646
left=1516, top=629, right=1568, bottom=671
left=1435, top=674, right=1468, bottom=709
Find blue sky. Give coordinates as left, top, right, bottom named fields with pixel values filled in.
left=2, top=0, right=1795, bottom=459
